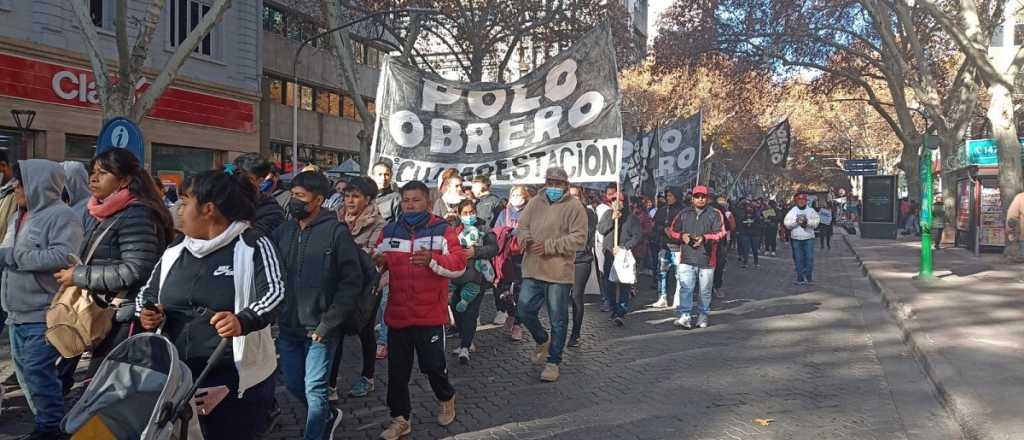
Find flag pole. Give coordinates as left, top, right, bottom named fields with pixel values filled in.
left=695, top=109, right=704, bottom=186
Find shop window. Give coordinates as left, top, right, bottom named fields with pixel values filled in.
left=342, top=95, right=356, bottom=119
left=269, top=78, right=284, bottom=104
left=316, top=89, right=331, bottom=114
left=169, top=0, right=216, bottom=57
left=329, top=93, right=340, bottom=116
left=65, top=134, right=97, bottom=164
left=300, top=85, right=313, bottom=111
left=285, top=81, right=296, bottom=106
left=153, top=143, right=216, bottom=180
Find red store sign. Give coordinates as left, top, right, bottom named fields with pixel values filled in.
left=0, top=52, right=254, bottom=132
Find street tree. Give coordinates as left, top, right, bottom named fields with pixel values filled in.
left=69, top=0, right=232, bottom=123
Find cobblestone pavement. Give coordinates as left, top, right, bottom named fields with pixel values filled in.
left=1, top=242, right=962, bottom=439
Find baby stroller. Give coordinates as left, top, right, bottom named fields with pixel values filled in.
left=62, top=332, right=229, bottom=440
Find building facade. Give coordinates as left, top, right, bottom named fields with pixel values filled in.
left=260, top=0, right=386, bottom=172
left=0, top=0, right=262, bottom=181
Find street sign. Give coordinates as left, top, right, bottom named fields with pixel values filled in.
left=96, top=117, right=144, bottom=163
left=846, top=169, right=878, bottom=176
left=844, top=158, right=878, bottom=176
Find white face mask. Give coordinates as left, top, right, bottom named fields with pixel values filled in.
left=510, top=194, right=526, bottom=207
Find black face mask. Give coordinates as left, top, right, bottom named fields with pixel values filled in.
left=287, top=198, right=313, bottom=220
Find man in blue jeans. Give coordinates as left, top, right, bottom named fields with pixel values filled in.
left=667, top=186, right=725, bottom=329
left=516, top=167, right=588, bottom=382
left=1, top=160, right=84, bottom=440
left=783, top=193, right=820, bottom=285
left=271, top=171, right=364, bottom=440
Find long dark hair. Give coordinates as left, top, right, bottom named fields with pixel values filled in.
left=90, top=149, right=174, bottom=244
left=182, top=169, right=257, bottom=223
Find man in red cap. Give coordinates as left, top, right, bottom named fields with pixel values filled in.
left=783, top=192, right=820, bottom=285
left=666, top=185, right=726, bottom=328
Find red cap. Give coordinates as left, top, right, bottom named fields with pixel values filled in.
left=692, top=185, right=709, bottom=195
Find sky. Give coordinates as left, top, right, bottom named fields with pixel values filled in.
left=647, top=0, right=673, bottom=44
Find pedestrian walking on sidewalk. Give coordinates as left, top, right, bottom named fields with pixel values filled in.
left=567, top=186, right=597, bottom=347
left=784, top=193, right=820, bottom=285
left=595, top=184, right=617, bottom=312
left=373, top=181, right=465, bottom=439
left=668, top=186, right=725, bottom=329
left=492, top=185, right=530, bottom=340
left=516, top=167, right=588, bottom=382
left=736, top=203, right=764, bottom=268
left=448, top=199, right=498, bottom=365
left=597, top=194, right=642, bottom=326
left=932, top=196, right=946, bottom=250
left=651, top=188, right=683, bottom=308
left=761, top=201, right=780, bottom=257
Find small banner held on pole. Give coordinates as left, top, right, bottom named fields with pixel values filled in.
left=653, top=112, right=702, bottom=188
left=763, top=119, right=791, bottom=168
left=369, top=23, right=623, bottom=186
left=621, top=131, right=656, bottom=197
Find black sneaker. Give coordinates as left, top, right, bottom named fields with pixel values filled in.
left=613, top=317, right=624, bottom=327
left=567, top=336, right=580, bottom=347
left=324, top=407, right=343, bottom=440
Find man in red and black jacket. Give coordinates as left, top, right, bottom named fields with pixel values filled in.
left=666, top=185, right=726, bottom=329
left=373, top=180, right=466, bottom=440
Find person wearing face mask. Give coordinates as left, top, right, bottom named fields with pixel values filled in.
left=373, top=180, right=465, bottom=439
left=271, top=171, right=365, bottom=440
left=597, top=192, right=643, bottom=327
left=232, top=153, right=286, bottom=235
left=446, top=199, right=498, bottom=364
left=516, top=167, right=588, bottom=382
left=433, top=174, right=465, bottom=221
left=492, top=185, right=530, bottom=339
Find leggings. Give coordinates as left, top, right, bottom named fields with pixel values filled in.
left=570, top=259, right=592, bottom=340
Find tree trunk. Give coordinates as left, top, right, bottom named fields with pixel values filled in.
left=898, top=139, right=921, bottom=203
left=988, top=82, right=1023, bottom=258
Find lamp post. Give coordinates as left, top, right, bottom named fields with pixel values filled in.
left=919, top=128, right=939, bottom=280
left=10, top=109, right=35, bottom=161
left=291, top=8, right=437, bottom=174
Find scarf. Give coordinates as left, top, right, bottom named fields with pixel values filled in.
left=183, top=221, right=249, bottom=258
left=87, top=188, right=136, bottom=221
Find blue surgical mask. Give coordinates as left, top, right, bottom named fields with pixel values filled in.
left=545, top=187, right=565, bottom=202
left=460, top=215, right=477, bottom=226
left=401, top=211, right=428, bottom=225
left=259, top=179, right=273, bottom=193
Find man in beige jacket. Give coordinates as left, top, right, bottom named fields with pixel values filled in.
left=516, top=166, right=588, bottom=382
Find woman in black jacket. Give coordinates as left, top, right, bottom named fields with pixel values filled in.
left=54, top=149, right=174, bottom=379
left=138, top=169, right=284, bottom=439
left=568, top=186, right=597, bottom=346
left=597, top=195, right=642, bottom=326
left=448, top=199, right=499, bottom=364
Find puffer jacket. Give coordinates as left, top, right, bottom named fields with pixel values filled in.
left=72, top=203, right=169, bottom=301
left=376, top=213, right=466, bottom=329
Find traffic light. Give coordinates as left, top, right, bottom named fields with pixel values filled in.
left=809, top=155, right=816, bottom=161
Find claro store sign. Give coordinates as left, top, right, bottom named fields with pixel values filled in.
left=0, top=52, right=254, bottom=132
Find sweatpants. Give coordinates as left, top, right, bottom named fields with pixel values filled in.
left=386, top=325, right=455, bottom=419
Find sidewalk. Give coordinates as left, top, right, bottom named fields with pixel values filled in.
left=843, top=233, right=1024, bottom=440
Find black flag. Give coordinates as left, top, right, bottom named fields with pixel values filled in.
left=763, top=119, right=791, bottom=168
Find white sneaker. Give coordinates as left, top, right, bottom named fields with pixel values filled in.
left=649, top=298, right=668, bottom=308
left=492, top=311, right=509, bottom=325
left=673, top=314, right=692, bottom=329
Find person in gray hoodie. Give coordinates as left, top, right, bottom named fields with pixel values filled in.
left=62, top=161, right=90, bottom=221
left=0, top=159, right=84, bottom=439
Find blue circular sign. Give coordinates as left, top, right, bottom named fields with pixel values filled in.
left=96, top=117, right=144, bottom=163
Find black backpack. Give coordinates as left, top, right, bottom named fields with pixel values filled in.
left=326, top=223, right=381, bottom=336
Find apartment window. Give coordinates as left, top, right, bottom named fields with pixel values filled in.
left=315, top=89, right=331, bottom=114
left=285, top=81, right=296, bottom=106
left=992, top=24, right=1005, bottom=47
left=342, top=95, right=356, bottom=119
left=90, top=0, right=104, bottom=27
left=1016, top=23, right=1024, bottom=46
left=262, top=4, right=286, bottom=35
left=366, top=46, right=381, bottom=68
left=367, top=99, right=375, bottom=115
left=300, top=85, right=313, bottom=111
left=269, top=78, right=284, bottom=104
left=353, top=40, right=366, bottom=64
left=329, top=93, right=340, bottom=116
left=169, top=0, right=215, bottom=57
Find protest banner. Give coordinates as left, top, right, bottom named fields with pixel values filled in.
left=620, top=112, right=702, bottom=197
left=370, top=23, right=623, bottom=186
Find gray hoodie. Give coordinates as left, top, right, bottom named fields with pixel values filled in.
left=0, top=160, right=84, bottom=324
left=62, top=161, right=91, bottom=221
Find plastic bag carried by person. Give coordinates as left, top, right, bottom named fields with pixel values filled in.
left=610, top=247, right=636, bottom=285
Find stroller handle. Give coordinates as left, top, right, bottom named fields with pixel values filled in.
left=158, top=337, right=230, bottom=429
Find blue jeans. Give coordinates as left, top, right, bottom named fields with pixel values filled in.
left=376, top=286, right=389, bottom=345
left=791, top=239, right=815, bottom=282
left=10, top=323, right=63, bottom=432
left=676, top=263, right=714, bottom=318
left=656, top=250, right=677, bottom=300
left=517, top=278, right=570, bottom=364
left=277, top=334, right=339, bottom=440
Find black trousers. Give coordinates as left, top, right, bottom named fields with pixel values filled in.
left=764, top=228, right=778, bottom=252
left=713, top=240, right=728, bottom=289
left=329, top=314, right=377, bottom=389
left=450, top=283, right=484, bottom=349
left=570, top=259, right=592, bottom=340
left=387, top=325, right=455, bottom=419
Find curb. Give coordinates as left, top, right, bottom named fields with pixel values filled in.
left=842, top=235, right=977, bottom=440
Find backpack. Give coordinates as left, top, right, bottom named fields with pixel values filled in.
left=326, top=223, right=381, bottom=336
